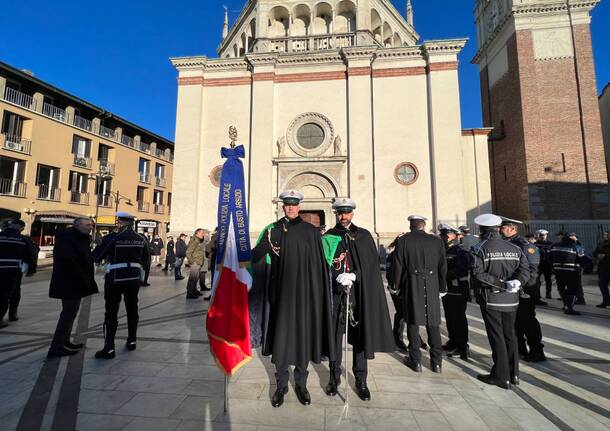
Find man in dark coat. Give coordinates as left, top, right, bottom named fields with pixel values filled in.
left=535, top=230, right=553, bottom=302
left=593, top=232, right=610, bottom=308
left=48, top=218, right=98, bottom=357
left=439, top=224, right=471, bottom=360
left=471, top=214, right=530, bottom=389
left=174, top=233, right=187, bottom=280
left=0, top=220, right=36, bottom=328
left=251, top=190, right=335, bottom=408
left=322, top=198, right=394, bottom=401
left=162, top=236, right=176, bottom=272
left=550, top=233, right=586, bottom=315
left=92, top=212, right=150, bottom=359
left=392, top=215, right=447, bottom=373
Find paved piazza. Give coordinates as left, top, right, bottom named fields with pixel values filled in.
left=1, top=267, right=608, bottom=431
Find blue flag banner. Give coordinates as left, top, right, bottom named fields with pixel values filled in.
left=215, top=145, right=252, bottom=266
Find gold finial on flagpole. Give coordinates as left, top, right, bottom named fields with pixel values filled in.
left=229, top=126, right=238, bottom=148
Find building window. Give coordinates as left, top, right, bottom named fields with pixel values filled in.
left=2, top=111, right=25, bottom=137
left=0, top=155, right=26, bottom=197
left=68, top=171, right=88, bottom=193
left=297, top=123, right=325, bottom=150
left=394, top=162, right=419, bottom=186
left=139, top=158, right=150, bottom=183
left=72, top=135, right=92, bottom=168
left=36, top=164, right=60, bottom=200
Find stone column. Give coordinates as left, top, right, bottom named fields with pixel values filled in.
left=32, top=92, right=44, bottom=113
left=0, top=77, right=6, bottom=99
left=150, top=142, right=157, bottom=155
left=115, top=127, right=123, bottom=144
left=65, top=106, right=75, bottom=125
left=92, top=118, right=101, bottom=135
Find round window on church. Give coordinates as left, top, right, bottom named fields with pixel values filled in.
left=394, top=162, right=419, bottom=186
left=297, top=123, right=325, bottom=150
left=210, top=165, right=223, bottom=187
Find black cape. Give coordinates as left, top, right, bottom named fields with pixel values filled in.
left=324, top=224, right=395, bottom=358
left=250, top=217, right=335, bottom=367
left=392, top=230, right=447, bottom=326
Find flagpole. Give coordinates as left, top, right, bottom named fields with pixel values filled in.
left=343, top=285, right=350, bottom=416
left=224, top=375, right=229, bottom=413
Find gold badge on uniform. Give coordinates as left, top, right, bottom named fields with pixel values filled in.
left=528, top=247, right=536, bottom=254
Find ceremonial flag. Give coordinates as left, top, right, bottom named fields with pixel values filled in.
left=206, top=144, right=253, bottom=376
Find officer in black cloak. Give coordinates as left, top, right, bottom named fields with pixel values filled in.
left=392, top=215, right=447, bottom=373
left=322, top=198, right=394, bottom=401
left=250, top=190, right=335, bottom=408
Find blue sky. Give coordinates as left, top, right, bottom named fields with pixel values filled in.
left=0, top=1, right=608, bottom=141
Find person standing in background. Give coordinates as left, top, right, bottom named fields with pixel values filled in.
left=163, top=236, right=176, bottom=273
left=174, top=234, right=187, bottom=281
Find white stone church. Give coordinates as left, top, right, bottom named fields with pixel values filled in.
left=170, top=0, right=492, bottom=243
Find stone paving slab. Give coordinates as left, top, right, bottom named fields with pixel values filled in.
left=1, top=269, right=609, bottom=430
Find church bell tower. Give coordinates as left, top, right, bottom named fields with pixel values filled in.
left=473, top=0, right=608, bottom=220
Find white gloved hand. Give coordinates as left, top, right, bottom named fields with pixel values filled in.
left=439, top=292, right=448, bottom=298
left=505, top=279, right=521, bottom=293
left=336, top=272, right=356, bottom=286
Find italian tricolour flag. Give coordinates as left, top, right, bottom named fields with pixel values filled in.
left=206, top=219, right=253, bottom=376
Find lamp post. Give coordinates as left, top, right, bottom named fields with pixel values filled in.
left=114, top=190, right=133, bottom=213
left=88, top=168, right=131, bottom=243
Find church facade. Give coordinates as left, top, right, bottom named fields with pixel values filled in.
left=171, top=0, right=492, bottom=243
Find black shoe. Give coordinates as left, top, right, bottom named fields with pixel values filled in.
left=95, top=348, right=116, bottom=359
left=528, top=351, right=547, bottom=362
left=574, top=298, right=586, bottom=305
left=355, top=379, right=371, bottom=401
left=442, top=343, right=455, bottom=352
left=175, top=276, right=185, bottom=280
left=510, top=375, right=520, bottom=386
left=295, top=385, right=311, bottom=406
left=477, top=374, right=511, bottom=390
left=126, top=341, right=137, bottom=351
left=65, top=342, right=84, bottom=350
left=195, top=291, right=204, bottom=296
left=325, top=377, right=339, bottom=396
left=564, top=308, right=581, bottom=316
left=596, top=302, right=609, bottom=308
left=535, top=300, right=548, bottom=306
left=431, top=364, right=442, bottom=373
left=186, top=294, right=200, bottom=299
left=420, top=341, right=428, bottom=351
left=204, top=296, right=212, bottom=301
left=403, top=357, right=422, bottom=373
left=271, top=386, right=288, bottom=408
left=0, top=320, right=8, bottom=329
left=446, top=346, right=468, bottom=360
left=8, top=314, right=18, bottom=322
left=142, top=283, right=151, bottom=287
left=545, top=293, right=552, bottom=299
left=460, top=345, right=470, bottom=360
left=47, top=347, right=79, bottom=358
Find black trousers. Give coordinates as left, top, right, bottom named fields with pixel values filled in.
left=480, top=306, right=518, bottom=382
left=537, top=265, right=553, bottom=296
left=8, top=274, right=22, bottom=319
left=555, top=271, right=579, bottom=308
left=275, top=364, right=308, bottom=389
left=407, top=324, right=442, bottom=366
left=442, top=291, right=469, bottom=349
left=0, top=273, right=20, bottom=321
left=515, top=295, right=544, bottom=355
left=103, top=279, right=140, bottom=349
left=389, top=291, right=404, bottom=340
left=330, top=293, right=368, bottom=382
left=50, top=299, right=81, bottom=351
left=598, top=271, right=610, bottom=305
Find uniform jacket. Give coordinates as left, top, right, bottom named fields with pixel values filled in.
left=445, top=239, right=471, bottom=295
left=460, top=234, right=480, bottom=252
left=593, top=239, right=610, bottom=274
left=49, top=228, right=98, bottom=299
left=392, top=230, right=447, bottom=326
left=506, top=235, right=539, bottom=287
left=92, top=227, right=150, bottom=285
left=165, top=239, right=176, bottom=264
left=549, top=238, right=585, bottom=273
left=471, top=231, right=529, bottom=312
left=535, top=240, right=553, bottom=269
left=175, top=239, right=187, bottom=258
left=186, top=236, right=207, bottom=267
left=0, top=228, right=36, bottom=276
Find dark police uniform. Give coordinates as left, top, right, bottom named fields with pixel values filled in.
left=549, top=238, right=585, bottom=315
left=92, top=223, right=150, bottom=357
left=0, top=225, right=35, bottom=326
left=535, top=238, right=554, bottom=298
left=506, top=234, right=545, bottom=362
left=442, top=237, right=471, bottom=358
left=471, top=220, right=529, bottom=389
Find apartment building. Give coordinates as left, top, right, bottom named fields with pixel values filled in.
left=0, top=62, right=174, bottom=248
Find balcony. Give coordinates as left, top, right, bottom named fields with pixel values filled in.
left=155, top=148, right=165, bottom=158
left=0, top=178, right=26, bottom=197
left=154, top=203, right=165, bottom=214
left=37, top=184, right=61, bottom=201
left=73, top=115, right=92, bottom=132
left=3, top=87, right=35, bottom=110
left=42, top=103, right=67, bottom=122
left=139, top=142, right=150, bottom=153
left=138, top=172, right=151, bottom=184
left=155, top=177, right=166, bottom=187
left=121, top=134, right=135, bottom=148
left=137, top=201, right=150, bottom=212
left=70, top=191, right=89, bottom=205
left=73, top=154, right=92, bottom=169
left=97, top=194, right=113, bottom=208
left=268, top=33, right=355, bottom=53
left=2, top=133, right=32, bottom=155
left=99, top=159, right=115, bottom=175
left=99, top=125, right=115, bottom=140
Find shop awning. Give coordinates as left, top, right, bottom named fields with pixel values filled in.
left=35, top=210, right=86, bottom=225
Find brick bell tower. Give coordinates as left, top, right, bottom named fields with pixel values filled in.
left=473, top=0, right=609, bottom=220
